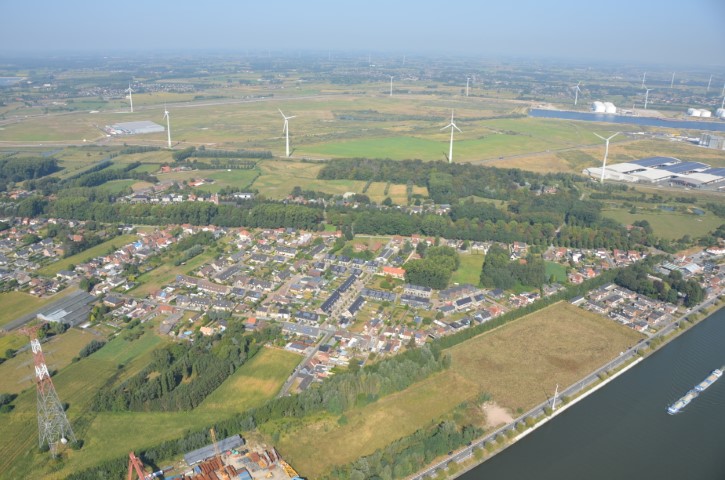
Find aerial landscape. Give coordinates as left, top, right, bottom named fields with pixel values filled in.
left=0, top=1, right=724, bottom=479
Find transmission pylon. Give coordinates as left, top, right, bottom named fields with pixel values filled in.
left=30, top=336, right=76, bottom=456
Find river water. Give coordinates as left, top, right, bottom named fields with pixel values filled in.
left=459, top=308, right=725, bottom=480
left=529, top=109, right=725, bottom=132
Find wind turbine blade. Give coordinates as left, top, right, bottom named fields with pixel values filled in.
left=593, top=133, right=605, bottom=141
left=288, top=116, right=297, bottom=119
left=441, top=124, right=453, bottom=131
left=608, top=132, right=621, bottom=141
left=453, top=124, right=462, bottom=133
left=278, top=109, right=286, bottom=117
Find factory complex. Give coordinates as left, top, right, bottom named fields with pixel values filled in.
left=584, top=156, right=725, bottom=189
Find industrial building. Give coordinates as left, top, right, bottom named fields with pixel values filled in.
left=687, top=108, right=712, bottom=118
left=3, top=290, right=96, bottom=331
left=700, top=134, right=725, bottom=150
left=583, top=156, right=725, bottom=188
left=105, top=120, right=165, bottom=135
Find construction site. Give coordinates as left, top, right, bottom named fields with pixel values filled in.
left=128, top=429, right=302, bottom=480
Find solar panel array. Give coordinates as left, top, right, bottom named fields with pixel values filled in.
left=701, top=168, right=725, bottom=177
left=630, top=156, right=679, bottom=168
left=659, top=162, right=709, bottom=174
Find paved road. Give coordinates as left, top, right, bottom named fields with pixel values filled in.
left=277, top=329, right=334, bottom=398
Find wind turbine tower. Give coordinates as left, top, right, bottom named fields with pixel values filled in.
left=389, top=76, right=394, bottom=97
left=641, top=72, right=646, bottom=88
left=279, top=109, right=296, bottom=158
left=441, top=110, right=462, bottom=164
left=574, top=81, right=582, bottom=106
left=644, top=87, right=652, bottom=109
left=671, top=72, right=675, bottom=89
left=466, top=77, right=470, bottom=97
left=30, top=336, right=76, bottom=456
left=707, top=74, right=712, bottom=93
left=127, top=82, right=134, bottom=113
left=163, top=105, right=172, bottom=148
left=594, top=132, right=620, bottom=183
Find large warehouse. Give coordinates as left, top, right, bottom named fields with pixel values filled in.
left=105, top=120, right=165, bottom=135
left=583, top=156, right=725, bottom=188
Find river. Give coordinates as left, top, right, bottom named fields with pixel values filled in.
left=529, top=108, right=725, bottom=132
left=459, top=307, right=725, bottom=480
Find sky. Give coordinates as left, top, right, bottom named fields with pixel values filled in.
left=1, top=0, right=724, bottom=66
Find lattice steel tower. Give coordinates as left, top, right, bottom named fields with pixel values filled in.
left=30, top=338, right=76, bottom=456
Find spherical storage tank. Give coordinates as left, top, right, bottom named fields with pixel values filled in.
left=591, top=101, right=606, bottom=113
left=603, top=102, right=617, bottom=114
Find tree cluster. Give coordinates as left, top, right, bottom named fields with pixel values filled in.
left=404, top=246, right=459, bottom=290
left=91, top=325, right=279, bottom=412
left=0, top=156, right=60, bottom=191
left=480, top=244, right=546, bottom=290
left=614, top=261, right=705, bottom=307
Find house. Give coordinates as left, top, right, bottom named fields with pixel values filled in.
left=381, top=266, right=405, bottom=280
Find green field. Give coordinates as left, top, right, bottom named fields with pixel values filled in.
left=602, top=207, right=723, bottom=240
left=0, top=289, right=74, bottom=328
left=37, top=234, right=139, bottom=276
left=545, top=261, right=568, bottom=283
left=450, top=253, right=484, bottom=286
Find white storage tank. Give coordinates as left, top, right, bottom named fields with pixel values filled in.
left=716, top=108, right=725, bottom=118
left=700, top=110, right=712, bottom=118
left=603, top=102, right=617, bottom=114
left=688, top=108, right=702, bottom=117
left=591, top=101, right=606, bottom=113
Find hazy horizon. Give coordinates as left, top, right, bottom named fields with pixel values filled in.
left=1, top=0, right=724, bottom=67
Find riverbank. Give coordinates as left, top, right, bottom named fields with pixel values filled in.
left=412, top=294, right=724, bottom=480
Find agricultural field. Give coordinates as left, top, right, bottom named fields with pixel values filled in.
left=602, top=207, right=723, bottom=240
left=449, top=301, right=643, bottom=413
left=37, top=234, right=140, bottom=276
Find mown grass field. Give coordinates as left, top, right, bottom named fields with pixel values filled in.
left=0, top=289, right=75, bottom=328
left=37, top=234, right=139, bottom=276
left=0, top=328, right=104, bottom=394
left=449, top=301, right=643, bottom=413
left=602, top=207, right=723, bottom=240
left=450, top=253, right=484, bottom=286
left=545, top=261, right=568, bottom=283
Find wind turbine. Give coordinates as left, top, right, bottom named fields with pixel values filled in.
left=163, top=105, right=171, bottom=148
left=279, top=109, right=296, bottom=158
left=127, top=82, right=134, bottom=113
left=466, top=77, right=470, bottom=97
left=441, top=110, right=462, bottom=164
left=707, top=74, right=712, bottom=93
left=671, top=72, right=675, bottom=89
left=389, top=76, right=394, bottom=97
left=574, top=81, right=582, bottom=106
left=593, top=132, right=620, bottom=183
left=644, top=87, right=652, bottom=109
left=641, top=72, right=646, bottom=88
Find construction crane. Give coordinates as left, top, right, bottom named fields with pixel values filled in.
left=210, top=428, right=231, bottom=480
left=127, top=451, right=147, bottom=480
left=127, top=451, right=164, bottom=480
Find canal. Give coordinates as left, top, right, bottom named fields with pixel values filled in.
left=529, top=108, right=725, bottom=132
left=459, top=308, right=725, bottom=480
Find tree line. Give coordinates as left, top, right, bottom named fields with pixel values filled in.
left=323, top=421, right=482, bottom=480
